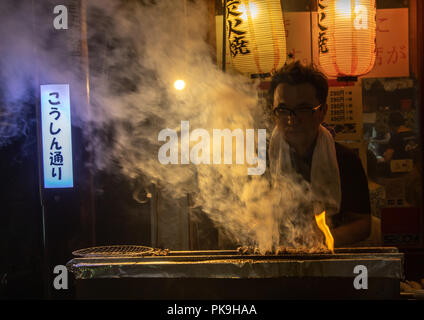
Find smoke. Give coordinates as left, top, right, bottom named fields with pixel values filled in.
left=0, top=0, right=326, bottom=252
left=0, top=1, right=36, bottom=147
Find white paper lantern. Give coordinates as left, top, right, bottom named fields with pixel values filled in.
left=317, top=0, right=376, bottom=77
left=226, top=0, right=287, bottom=75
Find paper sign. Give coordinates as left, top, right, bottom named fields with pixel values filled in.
left=40, top=84, right=74, bottom=188
left=284, top=11, right=313, bottom=66
left=363, top=8, right=409, bottom=78
left=324, top=82, right=363, bottom=141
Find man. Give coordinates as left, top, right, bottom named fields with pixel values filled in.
left=383, top=112, right=420, bottom=206
left=268, top=61, right=370, bottom=247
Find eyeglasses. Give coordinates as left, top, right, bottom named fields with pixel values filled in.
left=273, top=104, right=322, bottom=118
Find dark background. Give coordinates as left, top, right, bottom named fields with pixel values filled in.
left=0, top=0, right=422, bottom=299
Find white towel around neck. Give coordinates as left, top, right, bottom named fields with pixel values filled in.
left=269, top=124, right=342, bottom=216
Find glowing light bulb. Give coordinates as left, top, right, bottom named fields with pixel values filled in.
left=336, top=0, right=352, bottom=19
left=239, top=2, right=258, bottom=21
left=249, top=2, right=258, bottom=19
left=174, top=79, right=186, bottom=91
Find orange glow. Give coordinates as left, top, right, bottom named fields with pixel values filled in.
left=239, top=2, right=259, bottom=21
left=226, top=0, right=286, bottom=75
left=317, top=0, right=376, bottom=77
left=315, top=211, right=335, bottom=253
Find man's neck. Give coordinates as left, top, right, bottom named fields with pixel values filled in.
left=289, top=135, right=318, bottom=158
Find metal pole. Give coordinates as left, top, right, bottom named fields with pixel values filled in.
left=222, top=0, right=227, bottom=72
left=80, top=0, right=96, bottom=247
left=31, top=0, right=52, bottom=300
left=309, top=2, right=314, bottom=65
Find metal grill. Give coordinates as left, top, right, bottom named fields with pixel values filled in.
left=67, top=247, right=404, bottom=299
left=72, top=245, right=155, bottom=257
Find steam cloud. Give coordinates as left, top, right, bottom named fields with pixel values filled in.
left=0, top=0, right=325, bottom=252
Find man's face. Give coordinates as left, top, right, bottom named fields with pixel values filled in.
left=273, top=82, right=326, bottom=148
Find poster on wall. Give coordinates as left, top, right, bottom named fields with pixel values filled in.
left=283, top=11, right=312, bottom=66
left=363, top=8, right=409, bottom=78
left=324, top=82, right=363, bottom=141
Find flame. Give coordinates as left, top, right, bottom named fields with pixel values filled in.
left=314, top=211, right=334, bottom=253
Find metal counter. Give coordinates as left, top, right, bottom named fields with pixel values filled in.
left=67, top=247, right=404, bottom=299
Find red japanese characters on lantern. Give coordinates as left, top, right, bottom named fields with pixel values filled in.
left=317, top=0, right=376, bottom=78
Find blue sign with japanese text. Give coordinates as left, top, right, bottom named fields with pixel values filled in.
left=40, top=84, right=74, bottom=188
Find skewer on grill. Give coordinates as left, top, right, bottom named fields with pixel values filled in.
left=236, top=246, right=332, bottom=255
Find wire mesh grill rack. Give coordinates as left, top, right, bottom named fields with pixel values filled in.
left=72, top=245, right=156, bottom=257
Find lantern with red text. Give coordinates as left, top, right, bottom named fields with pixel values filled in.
left=226, top=0, right=287, bottom=75
left=317, top=0, right=376, bottom=78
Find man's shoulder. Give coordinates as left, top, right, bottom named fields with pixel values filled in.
left=334, top=142, right=360, bottom=161
left=334, top=142, right=366, bottom=173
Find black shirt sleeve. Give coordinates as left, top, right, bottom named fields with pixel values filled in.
left=331, top=143, right=371, bottom=227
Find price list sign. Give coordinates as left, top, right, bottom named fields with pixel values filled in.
left=325, top=83, right=363, bottom=141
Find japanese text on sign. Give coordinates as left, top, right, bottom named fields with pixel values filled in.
left=226, top=1, right=250, bottom=58
left=324, top=84, right=363, bottom=141
left=40, top=84, right=74, bottom=188
left=317, top=0, right=329, bottom=54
